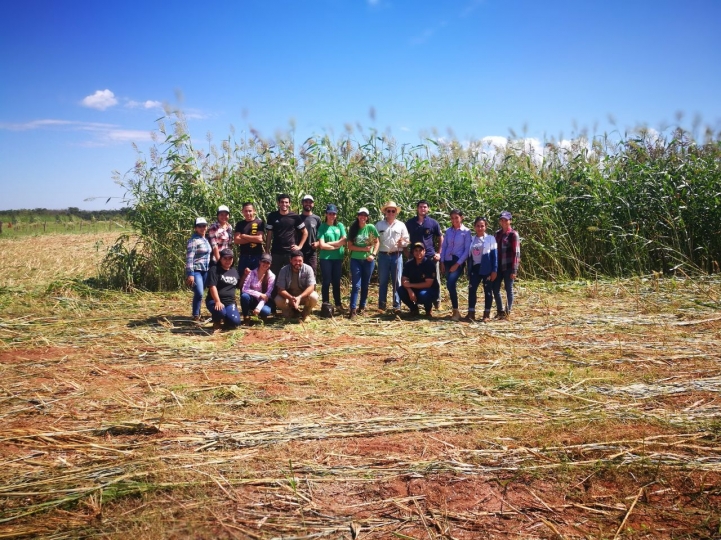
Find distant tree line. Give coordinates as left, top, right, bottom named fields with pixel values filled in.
left=0, top=207, right=131, bottom=224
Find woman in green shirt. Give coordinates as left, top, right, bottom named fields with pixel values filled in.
left=318, top=204, right=347, bottom=310
left=347, top=207, right=380, bottom=319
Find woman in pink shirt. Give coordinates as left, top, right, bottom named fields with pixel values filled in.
left=240, top=253, right=275, bottom=324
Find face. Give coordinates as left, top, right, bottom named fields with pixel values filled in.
left=450, top=213, right=463, bottom=228
left=259, top=259, right=271, bottom=271
left=278, top=198, right=290, bottom=212
left=290, top=255, right=304, bottom=272
left=413, top=247, right=425, bottom=261
left=195, top=224, right=207, bottom=234
left=357, top=213, right=368, bottom=224
left=325, top=212, right=337, bottom=224
left=474, top=220, right=487, bottom=236
left=499, top=217, right=510, bottom=229
left=417, top=203, right=429, bottom=217
left=217, top=211, right=230, bottom=224
left=242, top=205, right=255, bottom=221
left=220, top=255, right=234, bottom=270
left=302, top=199, right=314, bottom=212
left=385, top=207, right=397, bottom=220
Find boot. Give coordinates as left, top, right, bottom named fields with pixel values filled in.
left=464, top=311, right=475, bottom=322
left=212, top=321, right=222, bottom=333
left=504, top=309, right=511, bottom=320
left=451, top=309, right=461, bottom=321
left=496, top=309, right=506, bottom=320
left=482, top=310, right=491, bottom=322
left=349, top=308, right=357, bottom=321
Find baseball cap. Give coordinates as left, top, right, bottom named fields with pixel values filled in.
left=218, top=205, right=230, bottom=214
left=357, top=207, right=370, bottom=216
left=500, top=210, right=512, bottom=220
left=302, top=194, right=314, bottom=202
left=325, top=204, right=339, bottom=213
left=194, top=217, right=208, bottom=226
left=219, top=248, right=234, bottom=258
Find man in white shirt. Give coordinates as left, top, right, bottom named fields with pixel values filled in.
left=375, top=201, right=410, bottom=313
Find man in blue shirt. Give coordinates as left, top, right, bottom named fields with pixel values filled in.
left=405, top=200, right=443, bottom=308
left=400, top=243, right=439, bottom=317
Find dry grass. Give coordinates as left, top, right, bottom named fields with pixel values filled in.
left=1, top=234, right=720, bottom=539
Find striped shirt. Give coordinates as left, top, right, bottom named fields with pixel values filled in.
left=495, top=227, right=520, bottom=274
left=185, top=233, right=211, bottom=275
left=242, top=268, right=276, bottom=313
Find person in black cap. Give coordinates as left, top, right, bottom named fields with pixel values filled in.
left=205, top=248, right=242, bottom=332
left=240, top=252, right=275, bottom=324
left=317, top=203, right=347, bottom=312
left=493, top=210, right=520, bottom=319
left=399, top=243, right=439, bottom=317
left=300, top=194, right=321, bottom=275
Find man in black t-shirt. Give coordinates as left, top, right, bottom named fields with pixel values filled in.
left=300, top=194, right=321, bottom=275
left=265, top=193, right=308, bottom=278
left=234, top=201, right=265, bottom=277
left=205, top=249, right=242, bottom=332
left=399, top=243, right=439, bottom=317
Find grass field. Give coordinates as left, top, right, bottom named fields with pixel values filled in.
left=1, top=233, right=720, bottom=539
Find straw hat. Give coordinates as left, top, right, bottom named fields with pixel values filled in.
left=381, top=201, right=401, bottom=214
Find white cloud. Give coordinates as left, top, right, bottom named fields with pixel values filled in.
left=0, top=118, right=152, bottom=146
left=81, top=89, right=118, bottom=110
left=0, top=119, right=115, bottom=131
left=107, top=129, right=153, bottom=142
left=127, top=99, right=163, bottom=110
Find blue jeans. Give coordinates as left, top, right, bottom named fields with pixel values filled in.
left=444, top=258, right=465, bottom=309
left=377, top=252, right=403, bottom=308
left=319, top=258, right=343, bottom=306
left=205, top=298, right=241, bottom=327
left=468, top=267, right=493, bottom=313
left=350, top=258, right=375, bottom=309
left=190, top=271, right=208, bottom=317
left=492, top=269, right=515, bottom=313
left=240, top=293, right=272, bottom=318
left=399, top=287, right=438, bottom=312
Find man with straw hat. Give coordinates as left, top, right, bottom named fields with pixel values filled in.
left=375, top=201, right=409, bottom=314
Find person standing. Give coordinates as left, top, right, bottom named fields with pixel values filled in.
left=233, top=201, right=265, bottom=277
left=347, top=207, right=379, bottom=320
left=466, top=217, right=497, bottom=322
left=240, top=253, right=275, bottom=324
left=205, top=248, right=242, bottom=332
left=185, top=217, right=211, bottom=322
left=405, top=200, right=443, bottom=308
left=440, top=209, right=472, bottom=321
left=375, top=201, right=409, bottom=314
left=400, top=243, right=439, bottom=317
left=265, top=194, right=308, bottom=278
left=300, top=194, right=321, bottom=276
left=207, top=205, right=234, bottom=266
left=317, top=204, right=347, bottom=311
left=274, top=250, right=318, bottom=322
left=493, top=210, right=520, bottom=319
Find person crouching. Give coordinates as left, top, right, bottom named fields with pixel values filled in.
left=274, top=250, right=318, bottom=322
left=205, top=248, right=242, bottom=332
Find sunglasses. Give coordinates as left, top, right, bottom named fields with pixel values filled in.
left=386, top=209, right=397, bottom=214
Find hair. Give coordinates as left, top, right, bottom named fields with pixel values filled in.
left=347, top=217, right=366, bottom=242
left=473, top=216, right=488, bottom=227
left=449, top=208, right=464, bottom=217
left=325, top=212, right=338, bottom=226
left=276, top=193, right=290, bottom=203
left=290, top=249, right=303, bottom=259
left=242, top=201, right=254, bottom=209
left=416, top=199, right=429, bottom=208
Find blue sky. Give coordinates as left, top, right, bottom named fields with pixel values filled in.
left=1, top=0, right=719, bottom=210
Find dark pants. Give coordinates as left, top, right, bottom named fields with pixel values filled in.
left=319, top=258, right=343, bottom=306
left=399, top=287, right=438, bottom=312
left=205, top=298, right=241, bottom=327
left=238, top=254, right=261, bottom=275
left=443, top=256, right=465, bottom=309
left=468, top=266, right=493, bottom=313
left=303, top=250, right=318, bottom=276
left=270, top=253, right=291, bottom=278
left=492, top=269, right=515, bottom=313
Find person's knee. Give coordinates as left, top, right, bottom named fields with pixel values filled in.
left=274, top=296, right=287, bottom=309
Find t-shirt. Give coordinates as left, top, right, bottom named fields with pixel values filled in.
left=266, top=211, right=306, bottom=254
left=206, top=265, right=240, bottom=305
left=318, top=222, right=347, bottom=260
left=405, top=216, right=442, bottom=258
left=349, top=224, right=379, bottom=260
left=402, top=258, right=438, bottom=289
left=302, top=214, right=321, bottom=255
left=234, top=218, right=265, bottom=256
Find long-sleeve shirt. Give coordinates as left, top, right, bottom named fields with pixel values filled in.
left=440, top=225, right=471, bottom=265
left=185, top=233, right=211, bottom=276
left=375, top=219, right=410, bottom=253
left=495, top=226, right=520, bottom=274
left=242, top=268, right=276, bottom=312
left=207, top=221, right=233, bottom=261
left=469, top=234, right=498, bottom=276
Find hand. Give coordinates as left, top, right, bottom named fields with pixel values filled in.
left=253, top=308, right=260, bottom=316
left=259, top=293, right=268, bottom=302
left=366, top=254, right=375, bottom=262
left=450, top=263, right=459, bottom=273
left=489, top=271, right=497, bottom=282
left=432, top=253, right=440, bottom=262
left=510, top=273, right=516, bottom=280
left=409, top=291, right=416, bottom=302
left=290, top=244, right=300, bottom=251
left=291, top=296, right=301, bottom=310
left=312, top=241, right=320, bottom=250
left=214, top=301, right=225, bottom=311
left=185, top=276, right=194, bottom=287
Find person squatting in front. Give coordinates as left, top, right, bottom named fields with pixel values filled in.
left=493, top=210, right=520, bottom=319
left=400, top=243, right=439, bottom=317
left=274, top=250, right=319, bottom=322
left=205, top=248, right=242, bottom=332
left=240, top=252, right=275, bottom=325
left=375, top=201, right=410, bottom=314
left=466, top=217, right=497, bottom=322
left=185, top=217, right=211, bottom=321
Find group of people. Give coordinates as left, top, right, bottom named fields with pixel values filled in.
left=185, top=195, right=520, bottom=331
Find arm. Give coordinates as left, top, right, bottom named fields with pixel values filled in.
left=455, top=230, right=472, bottom=267
left=294, top=227, right=308, bottom=251
left=511, top=232, right=520, bottom=278
left=185, top=238, right=196, bottom=279
left=265, top=229, right=273, bottom=253
left=209, top=286, right=224, bottom=311
left=434, top=231, right=443, bottom=262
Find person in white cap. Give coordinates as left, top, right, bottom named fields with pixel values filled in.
left=208, top=204, right=234, bottom=266
left=300, top=194, right=321, bottom=275
left=185, top=217, right=211, bottom=321
left=346, top=207, right=379, bottom=320
left=375, top=201, right=409, bottom=314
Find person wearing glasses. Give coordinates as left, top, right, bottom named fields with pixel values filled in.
left=375, top=201, right=410, bottom=314
left=185, top=217, right=212, bottom=322
left=206, top=248, right=242, bottom=332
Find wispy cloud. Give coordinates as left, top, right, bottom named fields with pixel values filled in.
left=0, top=118, right=152, bottom=145
left=126, top=99, right=163, bottom=110
left=81, top=89, right=118, bottom=110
